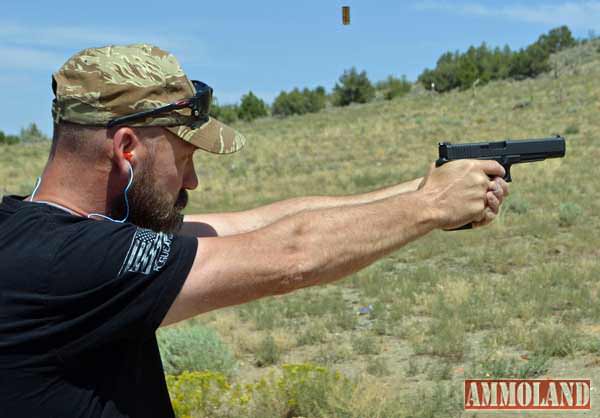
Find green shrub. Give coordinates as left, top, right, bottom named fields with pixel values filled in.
left=406, top=382, right=463, bottom=418
left=166, top=364, right=356, bottom=418
left=505, top=194, right=530, bottom=214
left=426, top=361, right=453, bottom=380
left=352, top=334, right=381, bottom=355
left=19, top=123, right=49, bottom=143
left=366, top=357, right=391, bottom=377
left=328, top=306, right=358, bottom=331
left=157, top=324, right=237, bottom=377
left=312, top=342, right=352, bottom=365
left=0, top=130, right=20, bottom=145
left=517, top=355, right=551, bottom=378
left=581, top=336, right=600, bottom=354
left=237, top=298, right=282, bottom=330
left=296, top=322, right=328, bottom=346
left=536, top=25, right=576, bottom=54
left=272, top=90, right=301, bottom=116
left=472, top=354, right=549, bottom=378
left=415, top=293, right=465, bottom=360
left=166, top=370, right=247, bottom=417
left=528, top=322, right=580, bottom=357
left=377, top=75, right=411, bottom=100
left=238, top=91, right=269, bottom=122
left=419, top=44, right=513, bottom=92
left=218, top=105, right=240, bottom=124
left=272, top=86, right=326, bottom=116
left=277, top=364, right=353, bottom=417
left=255, top=334, right=280, bottom=367
left=418, top=26, right=574, bottom=92
left=308, top=86, right=327, bottom=111
left=564, top=124, right=580, bottom=135
left=373, top=318, right=392, bottom=336
left=559, top=202, right=583, bottom=226
left=509, top=43, right=550, bottom=80
left=210, top=97, right=239, bottom=124
left=332, top=67, right=375, bottom=106
left=369, top=301, right=386, bottom=320
left=407, top=357, right=420, bottom=377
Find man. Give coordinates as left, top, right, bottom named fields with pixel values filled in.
left=0, top=44, right=508, bottom=417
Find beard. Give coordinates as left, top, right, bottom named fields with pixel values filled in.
left=112, top=159, right=188, bottom=233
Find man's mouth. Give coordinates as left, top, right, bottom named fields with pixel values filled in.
left=175, top=189, right=188, bottom=210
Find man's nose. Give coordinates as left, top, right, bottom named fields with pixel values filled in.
left=183, top=162, right=199, bottom=190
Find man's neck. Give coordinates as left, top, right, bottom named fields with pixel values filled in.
left=29, top=161, right=113, bottom=218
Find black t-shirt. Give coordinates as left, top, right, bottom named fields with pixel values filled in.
left=0, top=195, right=198, bottom=418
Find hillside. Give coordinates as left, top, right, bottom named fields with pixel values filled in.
left=2, top=40, right=600, bottom=417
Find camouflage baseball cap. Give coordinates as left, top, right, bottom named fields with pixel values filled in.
left=52, top=44, right=246, bottom=154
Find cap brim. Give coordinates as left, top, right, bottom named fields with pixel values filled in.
left=165, top=116, right=246, bottom=154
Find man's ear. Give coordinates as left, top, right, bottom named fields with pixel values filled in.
left=111, top=127, right=141, bottom=173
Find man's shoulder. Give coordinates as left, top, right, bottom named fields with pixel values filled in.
left=0, top=195, right=138, bottom=268
left=1, top=195, right=133, bottom=232
left=0, top=195, right=192, bottom=278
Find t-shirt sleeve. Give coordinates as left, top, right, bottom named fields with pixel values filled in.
left=48, top=220, right=198, bottom=361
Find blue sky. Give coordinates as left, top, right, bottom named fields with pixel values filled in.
left=1, top=0, right=599, bottom=135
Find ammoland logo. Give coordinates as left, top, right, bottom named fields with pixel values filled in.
left=464, top=379, right=591, bottom=410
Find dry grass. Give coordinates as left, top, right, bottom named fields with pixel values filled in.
left=3, top=41, right=600, bottom=416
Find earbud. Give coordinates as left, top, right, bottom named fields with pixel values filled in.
left=123, top=151, right=133, bottom=161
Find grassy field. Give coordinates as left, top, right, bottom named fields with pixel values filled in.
left=2, top=40, right=600, bottom=417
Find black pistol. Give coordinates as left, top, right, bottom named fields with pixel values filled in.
left=435, top=135, right=566, bottom=230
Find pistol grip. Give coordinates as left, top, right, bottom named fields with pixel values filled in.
left=502, top=166, right=512, bottom=182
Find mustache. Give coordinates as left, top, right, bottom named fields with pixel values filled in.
left=175, top=189, right=188, bottom=210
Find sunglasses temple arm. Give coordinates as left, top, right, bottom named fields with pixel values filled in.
left=107, top=101, right=188, bottom=128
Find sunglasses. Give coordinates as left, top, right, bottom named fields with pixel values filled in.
left=107, top=80, right=213, bottom=128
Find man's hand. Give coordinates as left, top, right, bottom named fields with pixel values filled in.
left=419, top=160, right=509, bottom=230
left=472, top=176, right=509, bottom=228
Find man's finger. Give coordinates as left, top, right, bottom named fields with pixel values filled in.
left=495, top=177, right=509, bottom=197
left=487, top=191, right=500, bottom=214
left=473, top=207, right=496, bottom=228
left=488, top=179, right=505, bottom=203
left=477, top=160, right=506, bottom=178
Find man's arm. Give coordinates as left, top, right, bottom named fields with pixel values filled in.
left=161, top=160, right=506, bottom=326
left=180, top=177, right=423, bottom=237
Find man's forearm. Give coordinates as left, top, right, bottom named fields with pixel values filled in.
left=272, top=189, right=436, bottom=293
left=182, top=177, right=423, bottom=236
left=241, top=178, right=423, bottom=230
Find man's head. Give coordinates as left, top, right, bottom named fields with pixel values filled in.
left=51, top=122, right=198, bottom=232
left=108, top=125, right=199, bottom=233
left=49, top=44, right=246, bottom=232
